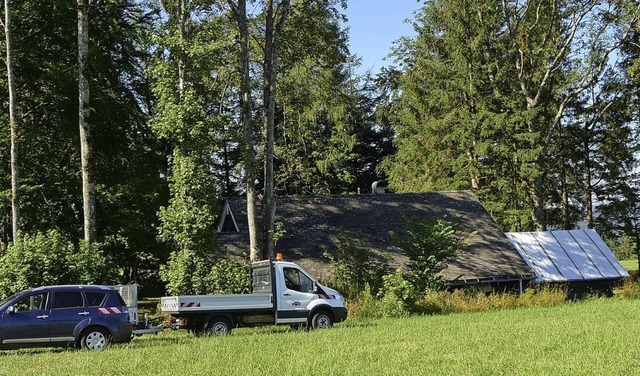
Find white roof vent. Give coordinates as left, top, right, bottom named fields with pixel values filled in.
left=372, top=181, right=386, bottom=195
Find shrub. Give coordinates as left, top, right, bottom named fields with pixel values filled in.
left=606, top=235, right=637, bottom=261
left=0, top=230, right=113, bottom=298
left=206, top=257, right=250, bottom=294
left=378, top=269, right=419, bottom=316
left=324, top=229, right=388, bottom=297
left=160, top=249, right=211, bottom=295
left=390, top=214, right=475, bottom=293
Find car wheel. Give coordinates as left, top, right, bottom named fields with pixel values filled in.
left=311, top=311, right=333, bottom=329
left=204, top=317, right=232, bottom=336
left=80, top=327, right=111, bottom=350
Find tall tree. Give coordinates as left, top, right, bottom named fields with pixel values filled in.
left=384, top=0, right=639, bottom=232
left=149, top=0, right=226, bottom=264
left=226, top=0, right=260, bottom=261
left=77, top=0, right=96, bottom=244
left=3, top=0, right=19, bottom=245
left=261, top=0, right=290, bottom=259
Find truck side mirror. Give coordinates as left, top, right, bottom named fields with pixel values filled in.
left=312, top=282, right=319, bottom=294
left=6, top=305, right=16, bottom=315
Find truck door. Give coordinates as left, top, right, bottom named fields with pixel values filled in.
left=277, top=266, right=316, bottom=324
left=1, top=292, right=50, bottom=345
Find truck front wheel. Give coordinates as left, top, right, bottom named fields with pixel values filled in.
left=311, top=311, right=333, bottom=329
left=204, top=317, right=232, bottom=336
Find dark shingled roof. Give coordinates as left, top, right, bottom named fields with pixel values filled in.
left=217, top=191, right=535, bottom=285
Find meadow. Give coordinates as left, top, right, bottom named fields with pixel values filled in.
left=1, top=297, right=639, bottom=376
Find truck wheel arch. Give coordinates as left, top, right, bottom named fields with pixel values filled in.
left=204, top=315, right=233, bottom=336
left=308, top=307, right=334, bottom=329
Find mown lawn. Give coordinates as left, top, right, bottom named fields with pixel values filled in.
left=620, top=259, right=638, bottom=273
left=1, top=298, right=639, bottom=376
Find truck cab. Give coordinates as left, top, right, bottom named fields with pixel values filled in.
left=162, top=260, right=347, bottom=335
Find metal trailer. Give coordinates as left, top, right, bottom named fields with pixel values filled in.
left=109, top=284, right=164, bottom=336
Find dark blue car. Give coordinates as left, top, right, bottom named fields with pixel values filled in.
left=0, top=285, right=132, bottom=350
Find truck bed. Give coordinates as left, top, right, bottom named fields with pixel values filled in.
left=161, top=293, right=273, bottom=315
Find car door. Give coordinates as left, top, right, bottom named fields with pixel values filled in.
left=1, top=292, right=50, bottom=345
left=48, top=291, right=89, bottom=343
left=277, top=266, right=316, bottom=324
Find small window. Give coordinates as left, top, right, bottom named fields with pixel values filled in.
left=85, top=292, right=106, bottom=307
left=13, top=293, right=47, bottom=312
left=53, top=292, right=84, bottom=309
left=283, top=268, right=314, bottom=293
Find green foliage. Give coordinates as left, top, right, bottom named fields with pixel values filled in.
left=160, top=253, right=250, bottom=296
left=158, top=151, right=219, bottom=254
left=323, top=229, right=388, bottom=297
left=378, top=268, right=420, bottom=317
left=606, top=236, right=637, bottom=261
left=206, top=257, right=250, bottom=295
left=348, top=284, right=568, bottom=319
left=160, top=249, right=211, bottom=296
left=0, top=231, right=114, bottom=298
left=390, top=215, right=473, bottom=292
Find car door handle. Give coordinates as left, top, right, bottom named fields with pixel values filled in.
left=36, top=315, right=49, bottom=319
left=283, top=293, right=291, bottom=297
left=78, top=311, right=90, bottom=316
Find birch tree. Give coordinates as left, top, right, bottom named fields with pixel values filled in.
left=77, top=0, right=96, bottom=244
left=261, top=0, right=290, bottom=259
left=227, top=0, right=260, bottom=261
left=3, top=0, right=19, bottom=245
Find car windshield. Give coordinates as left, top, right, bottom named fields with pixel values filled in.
left=0, top=292, right=22, bottom=310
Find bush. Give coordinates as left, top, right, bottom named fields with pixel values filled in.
left=324, top=229, right=388, bottom=297
left=160, top=249, right=211, bottom=295
left=206, top=257, right=250, bottom=294
left=161, top=252, right=252, bottom=296
left=390, top=214, right=474, bottom=293
left=0, top=230, right=114, bottom=298
left=606, top=235, right=637, bottom=261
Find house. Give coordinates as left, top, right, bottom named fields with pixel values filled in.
left=505, top=230, right=629, bottom=297
left=217, top=190, right=536, bottom=291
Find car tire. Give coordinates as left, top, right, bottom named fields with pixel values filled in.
left=80, top=327, right=111, bottom=350
left=204, top=317, right=232, bottom=336
left=311, top=311, right=333, bottom=329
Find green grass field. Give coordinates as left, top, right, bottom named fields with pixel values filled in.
left=620, top=259, right=638, bottom=273
left=2, top=298, right=640, bottom=375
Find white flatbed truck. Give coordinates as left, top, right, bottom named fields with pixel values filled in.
left=160, top=260, right=347, bottom=335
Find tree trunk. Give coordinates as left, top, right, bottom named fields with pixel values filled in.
left=261, top=0, right=289, bottom=260
left=78, top=0, right=96, bottom=245
left=583, top=137, right=594, bottom=229
left=4, top=0, right=19, bottom=245
left=229, top=0, right=260, bottom=261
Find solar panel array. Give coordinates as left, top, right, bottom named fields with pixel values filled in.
left=505, top=230, right=629, bottom=283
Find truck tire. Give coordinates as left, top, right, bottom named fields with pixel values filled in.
left=80, top=327, right=111, bottom=350
left=311, top=311, right=333, bottom=329
left=204, top=317, right=232, bottom=336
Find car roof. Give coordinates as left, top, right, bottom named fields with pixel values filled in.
left=30, top=285, right=113, bottom=293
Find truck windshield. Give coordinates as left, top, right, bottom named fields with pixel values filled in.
left=283, top=268, right=314, bottom=293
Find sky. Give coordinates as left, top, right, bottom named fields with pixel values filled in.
left=343, top=0, right=421, bottom=74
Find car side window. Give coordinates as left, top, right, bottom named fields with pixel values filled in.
left=85, top=292, right=106, bottom=307
left=283, top=268, right=314, bottom=293
left=13, top=293, right=47, bottom=312
left=53, top=292, right=84, bottom=309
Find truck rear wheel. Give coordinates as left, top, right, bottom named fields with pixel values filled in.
left=204, top=317, right=232, bottom=336
left=311, top=311, right=333, bottom=329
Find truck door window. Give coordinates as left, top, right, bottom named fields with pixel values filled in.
left=283, top=268, right=313, bottom=293
left=13, top=293, right=47, bottom=312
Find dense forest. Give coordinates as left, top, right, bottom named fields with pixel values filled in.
left=0, top=0, right=638, bottom=292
